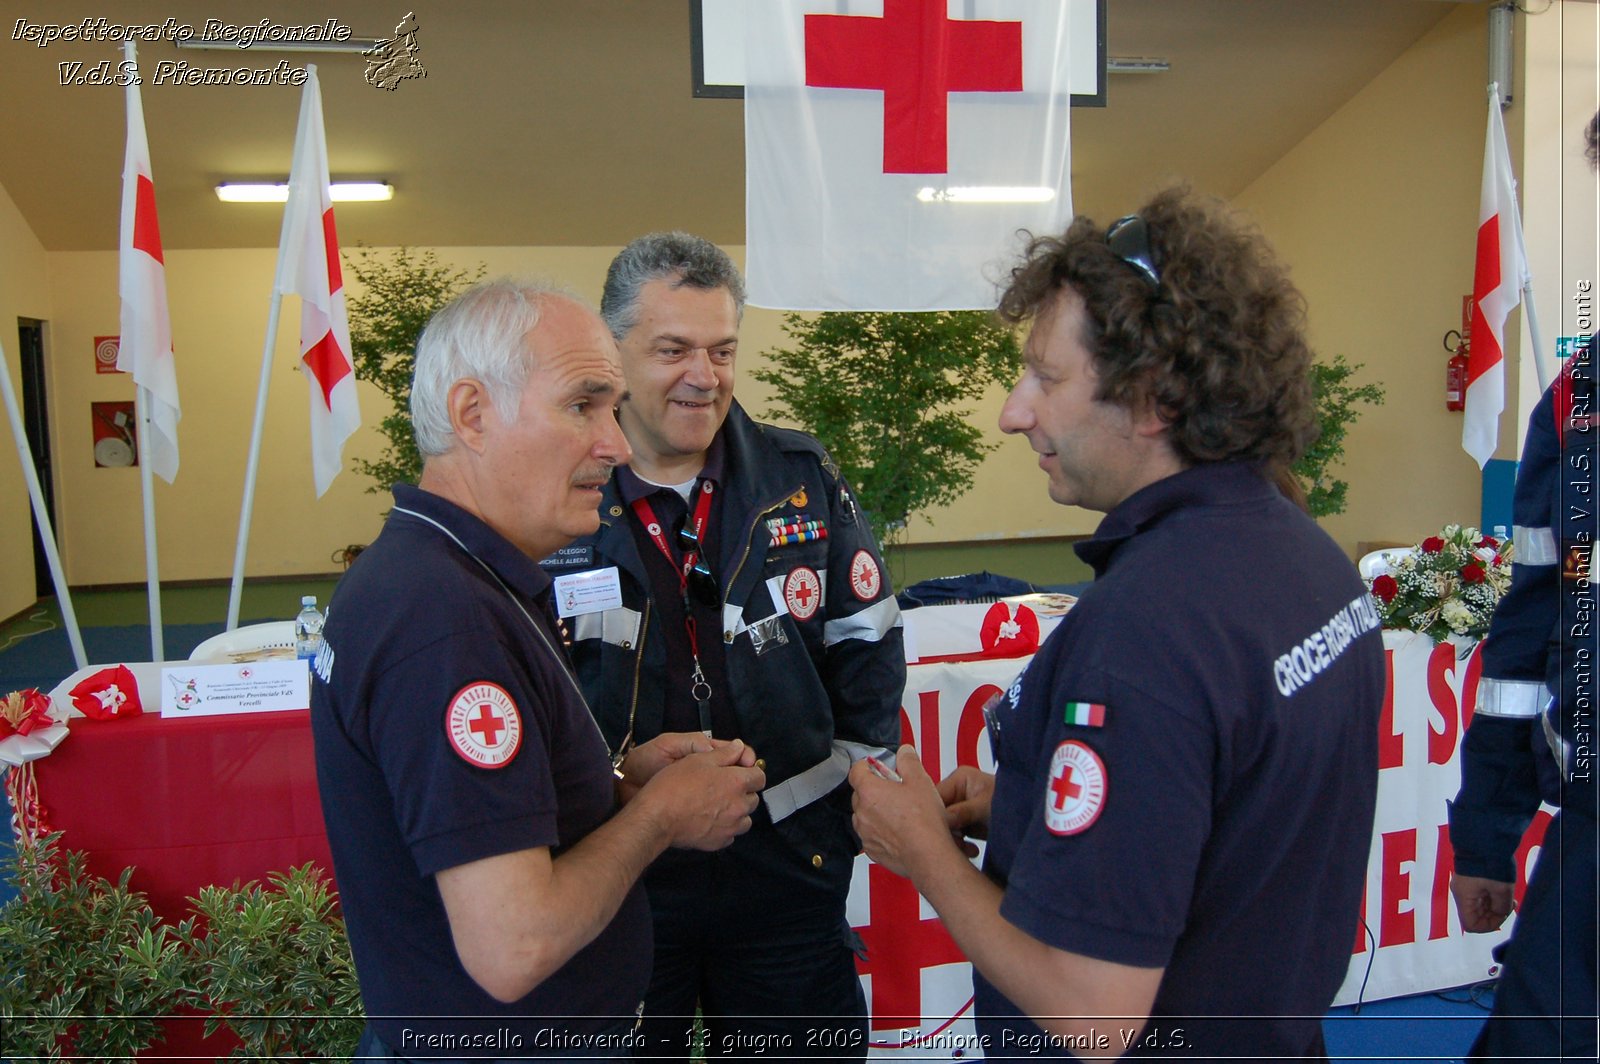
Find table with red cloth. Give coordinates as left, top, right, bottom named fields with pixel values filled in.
left=31, top=707, right=331, bottom=919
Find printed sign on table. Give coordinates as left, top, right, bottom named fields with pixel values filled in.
left=159, top=660, right=309, bottom=718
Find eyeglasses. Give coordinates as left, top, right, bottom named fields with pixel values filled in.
left=1106, top=214, right=1161, bottom=290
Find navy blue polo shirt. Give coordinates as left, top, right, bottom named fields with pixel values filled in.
left=311, top=484, right=650, bottom=1055
left=975, top=463, right=1384, bottom=1059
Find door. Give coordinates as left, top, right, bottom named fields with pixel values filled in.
left=18, top=319, right=56, bottom=599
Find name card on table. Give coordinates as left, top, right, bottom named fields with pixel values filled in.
left=159, top=660, right=309, bottom=718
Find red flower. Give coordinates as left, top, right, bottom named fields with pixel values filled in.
left=1461, top=562, right=1487, bottom=584
left=1421, top=536, right=1446, bottom=554
left=1478, top=535, right=1499, bottom=549
left=1372, top=575, right=1399, bottom=603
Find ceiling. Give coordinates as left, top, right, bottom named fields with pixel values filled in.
left=0, top=1, right=1470, bottom=253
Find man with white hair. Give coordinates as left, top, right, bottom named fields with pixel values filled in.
left=311, top=279, right=766, bottom=1061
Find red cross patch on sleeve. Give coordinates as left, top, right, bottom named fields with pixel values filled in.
left=1044, top=740, right=1106, bottom=836
left=445, top=682, right=523, bottom=769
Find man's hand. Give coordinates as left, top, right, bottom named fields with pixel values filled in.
left=637, top=740, right=765, bottom=851
left=1450, top=872, right=1516, bottom=933
left=849, top=744, right=960, bottom=880
left=938, top=765, right=995, bottom=855
left=616, top=733, right=757, bottom=805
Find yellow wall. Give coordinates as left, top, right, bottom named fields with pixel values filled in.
left=5, top=1, right=1585, bottom=605
left=1235, top=3, right=1489, bottom=553
left=0, top=180, right=53, bottom=623
left=1518, top=0, right=1598, bottom=415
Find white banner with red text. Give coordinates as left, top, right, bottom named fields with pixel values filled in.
left=846, top=624, right=1551, bottom=1053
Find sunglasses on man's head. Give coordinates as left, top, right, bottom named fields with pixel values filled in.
left=1106, top=214, right=1161, bottom=290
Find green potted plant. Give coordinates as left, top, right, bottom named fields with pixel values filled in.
left=0, top=834, right=187, bottom=1061
left=754, top=310, right=1022, bottom=543
left=345, top=247, right=485, bottom=493
left=175, top=864, right=364, bottom=1061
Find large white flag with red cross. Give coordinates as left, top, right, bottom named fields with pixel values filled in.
left=274, top=65, right=360, bottom=497
left=117, top=46, right=181, bottom=483
left=1462, top=92, right=1531, bottom=469
left=744, top=0, right=1074, bottom=311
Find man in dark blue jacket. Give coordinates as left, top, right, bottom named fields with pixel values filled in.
left=1448, top=116, right=1599, bottom=1057
left=546, top=233, right=904, bottom=1061
left=1448, top=111, right=1598, bottom=1062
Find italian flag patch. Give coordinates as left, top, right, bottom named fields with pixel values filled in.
left=1063, top=701, right=1106, bottom=728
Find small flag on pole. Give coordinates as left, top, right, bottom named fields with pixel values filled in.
left=275, top=65, right=360, bottom=497
left=1462, top=86, right=1532, bottom=469
left=117, top=45, right=180, bottom=482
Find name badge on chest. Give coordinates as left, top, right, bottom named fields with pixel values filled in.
left=553, top=566, right=624, bottom=619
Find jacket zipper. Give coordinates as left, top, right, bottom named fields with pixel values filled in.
left=723, top=488, right=803, bottom=607
left=615, top=596, right=651, bottom=766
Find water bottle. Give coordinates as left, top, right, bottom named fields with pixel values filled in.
left=295, top=596, right=325, bottom=662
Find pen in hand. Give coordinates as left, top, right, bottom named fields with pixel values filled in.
left=866, top=756, right=903, bottom=783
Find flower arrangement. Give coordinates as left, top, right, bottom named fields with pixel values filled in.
left=1368, top=524, right=1513, bottom=642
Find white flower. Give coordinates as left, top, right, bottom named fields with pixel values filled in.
left=1441, top=599, right=1475, bottom=634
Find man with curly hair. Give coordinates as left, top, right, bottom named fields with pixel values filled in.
left=851, top=188, right=1386, bottom=1059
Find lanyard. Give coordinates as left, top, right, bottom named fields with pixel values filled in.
left=630, top=481, right=717, bottom=733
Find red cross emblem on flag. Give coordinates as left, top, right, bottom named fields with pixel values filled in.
left=447, top=682, right=523, bottom=769
left=805, top=0, right=1023, bottom=173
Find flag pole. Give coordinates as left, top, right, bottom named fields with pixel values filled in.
left=0, top=336, right=87, bottom=669
left=133, top=383, right=164, bottom=661
left=225, top=293, right=284, bottom=631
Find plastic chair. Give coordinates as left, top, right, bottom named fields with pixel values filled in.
left=187, top=621, right=297, bottom=662
left=1358, top=547, right=1413, bottom=581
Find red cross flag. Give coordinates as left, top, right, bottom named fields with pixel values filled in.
left=275, top=66, right=361, bottom=497
left=744, top=0, right=1074, bottom=311
left=117, top=44, right=180, bottom=482
left=1462, top=90, right=1531, bottom=469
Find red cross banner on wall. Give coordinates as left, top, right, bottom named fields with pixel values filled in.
left=744, top=0, right=1075, bottom=311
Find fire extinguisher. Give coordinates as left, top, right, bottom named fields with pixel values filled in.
left=1444, top=329, right=1469, bottom=412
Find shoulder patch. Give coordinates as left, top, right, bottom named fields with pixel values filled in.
left=446, top=682, right=523, bottom=769
left=1044, top=740, right=1106, bottom=836
left=849, top=550, right=881, bottom=601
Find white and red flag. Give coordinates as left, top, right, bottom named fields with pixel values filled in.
left=1463, top=90, right=1532, bottom=469
left=275, top=65, right=360, bottom=497
left=744, top=0, right=1075, bottom=311
left=117, top=46, right=180, bottom=482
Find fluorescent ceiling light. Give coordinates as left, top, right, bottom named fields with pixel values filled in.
left=216, top=182, right=394, bottom=203
left=917, top=186, right=1056, bottom=204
